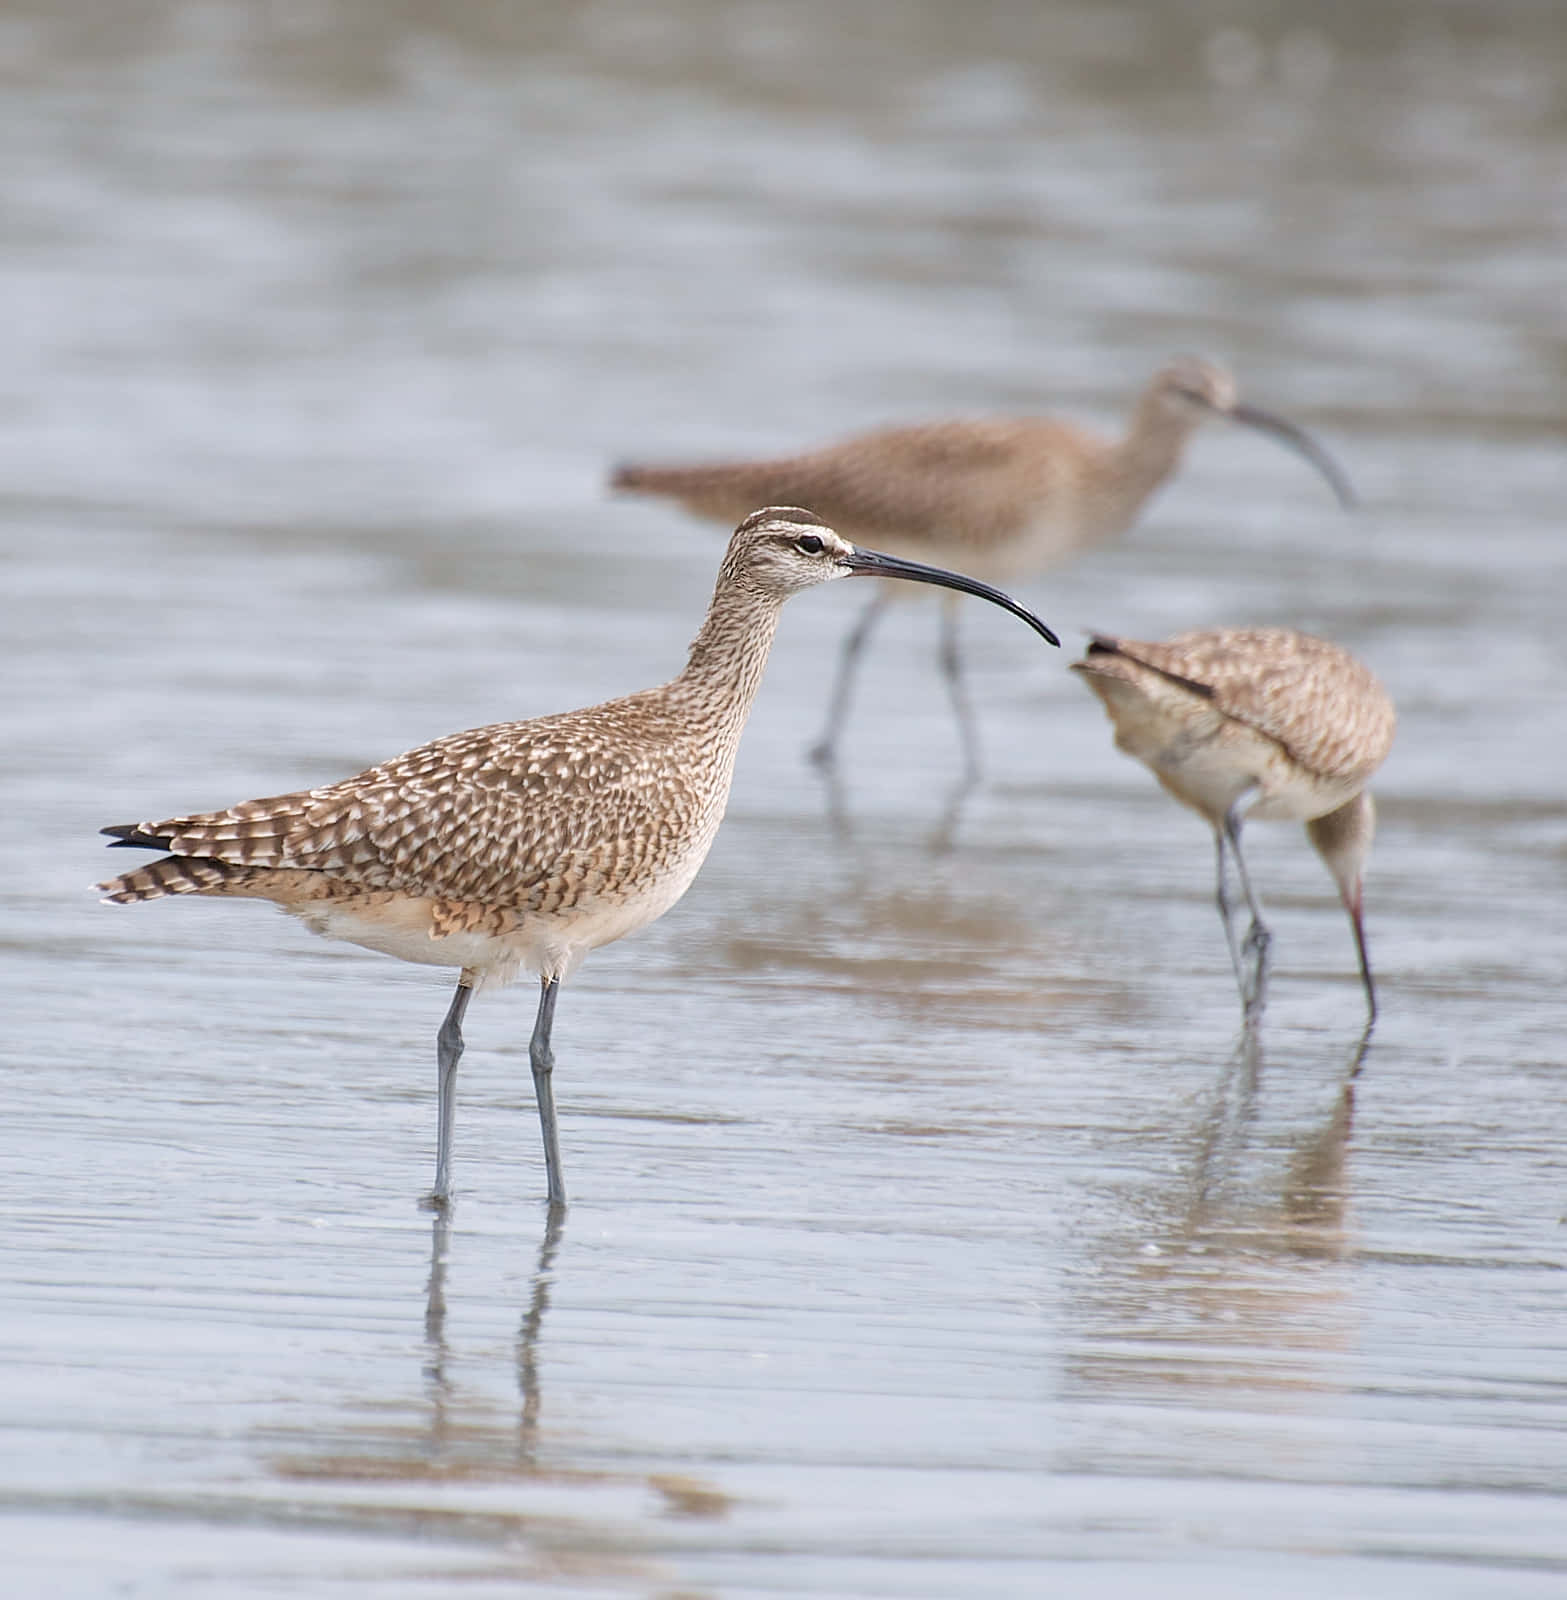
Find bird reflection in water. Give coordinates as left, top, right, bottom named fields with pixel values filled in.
left=420, top=1209, right=732, bottom=1528
left=1066, top=1026, right=1373, bottom=1428
left=516, top=1210, right=564, bottom=1449
left=422, top=1206, right=564, bottom=1469
left=1182, top=1024, right=1370, bottom=1250
left=813, top=757, right=981, bottom=853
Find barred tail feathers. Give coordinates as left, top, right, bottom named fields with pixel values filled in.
left=98, top=856, right=250, bottom=904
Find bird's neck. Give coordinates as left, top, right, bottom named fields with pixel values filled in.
left=1098, top=394, right=1202, bottom=532
left=1306, top=790, right=1375, bottom=907
left=667, top=575, right=785, bottom=739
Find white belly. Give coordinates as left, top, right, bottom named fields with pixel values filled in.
left=1147, top=724, right=1359, bottom=827
left=288, top=827, right=718, bottom=992
left=1093, top=678, right=1357, bottom=828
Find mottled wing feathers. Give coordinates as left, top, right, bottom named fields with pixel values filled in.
left=1080, top=628, right=1395, bottom=786
left=1082, top=633, right=1216, bottom=701
left=102, top=697, right=708, bottom=913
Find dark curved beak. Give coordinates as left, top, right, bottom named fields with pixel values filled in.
left=1225, top=401, right=1358, bottom=510
left=1343, top=880, right=1377, bottom=1023
left=840, top=548, right=1060, bottom=647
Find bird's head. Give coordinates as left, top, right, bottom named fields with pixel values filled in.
left=1151, top=354, right=1240, bottom=419
left=723, top=507, right=857, bottom=597
left=720, top=507, right=1060, bottom=644
left=1142, top=355, right=1357, bottom=509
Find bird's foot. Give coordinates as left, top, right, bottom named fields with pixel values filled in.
left=1239, top=919, right=1271, bottom=1021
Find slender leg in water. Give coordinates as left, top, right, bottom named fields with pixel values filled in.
left=430, top=974, right=475, bottom=1205
left=530, top=977, right=567, bottom=1209
left=1213, top=827, right=1245, bottom=994
left=809, top=589, right=890, bottom=767
left=1221, top=796, right=1271, bottom=1018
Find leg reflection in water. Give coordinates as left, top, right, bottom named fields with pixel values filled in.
left=421, top=1205, right=566, bottom=1469
left=518, top=1207, right=565, bottom=1455
left=1182, top=1022, right=1371, bottom=1254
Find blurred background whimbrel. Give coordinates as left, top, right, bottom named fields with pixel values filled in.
left=613, top=357, right=1356, bottom=777
left=1072, top=626, right=1395, bottom=1024
left=98, top=508, right=1058, bottom=1208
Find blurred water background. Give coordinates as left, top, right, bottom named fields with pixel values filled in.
left=3, top=1, right=1565, bottom=1595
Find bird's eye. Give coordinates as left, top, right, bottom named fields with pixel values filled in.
left=796, top=534, right=824, bottom=555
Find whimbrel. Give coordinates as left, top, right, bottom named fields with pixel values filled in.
left=612, top=357, right=1356, bottom=775
left=1071, top=627, right=1395, bottom=1023
left=98, top=508, right=1059, bottom=1208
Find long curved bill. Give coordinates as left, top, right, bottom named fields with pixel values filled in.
left=1344, top=883, right=1377, bottom=1023
left=840, top=547, right=1060, bottom=647
left=1226, top=401, right=1358, bottom=510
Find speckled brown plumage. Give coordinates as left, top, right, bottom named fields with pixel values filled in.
left=95, top=509, right=830, bottom=1208
left=96, top=507, right=1059, bottom=1204
left=615, top=417, right=1110, bottom=577
left=102, top=697, right=728, bottom=924
left=614, top=359, right=1354, bottom=774
left=1072, top=625, right=1395, bottom=1021
left=98, top=504, right=1059, bottom=962
left=1078, top=627, right=1396, bottom=790
left=98, top=513, right=850, bottom=936
left=612, top=357, right=1353, bottom=582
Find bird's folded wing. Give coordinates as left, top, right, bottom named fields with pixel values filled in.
left=112, top=714, right=700, bottom=913
left=1111, top=629, right=1396, bottom=785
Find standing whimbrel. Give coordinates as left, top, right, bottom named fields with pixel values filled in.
left=98, top=509, right=1059, bottom=1208
left=612, top=357, right=1355, bottom=776
left=1071, top=627, right=1395, bottom=1023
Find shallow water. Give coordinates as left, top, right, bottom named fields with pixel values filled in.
left=3, top=2, right=1566, bottom=1595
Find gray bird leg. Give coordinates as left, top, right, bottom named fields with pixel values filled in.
left=809, top=589, right=890, bottom=768
left=530, top=977, right=567, bottom=1210
left=1213, top=826, right=1247, bottom=995
left=429, top=976, right=474, bottom=1206
left=1222, top=796, right=1271, bottom=1019
left=937, top=593, right=983, bottom=784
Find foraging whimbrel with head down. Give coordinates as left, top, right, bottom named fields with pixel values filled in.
left=613, top=357, right=1355, bottom=776
left=98, top=509, right=1059, bottom=1208
left=1072, top=627, right=1395, bottom=1023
